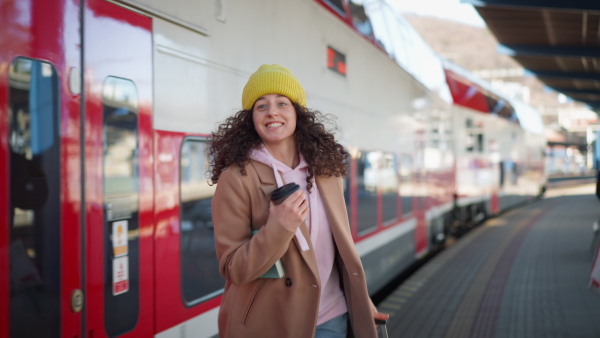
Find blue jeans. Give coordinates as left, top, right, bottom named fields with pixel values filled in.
left=315, top=313, right=348, bottom=338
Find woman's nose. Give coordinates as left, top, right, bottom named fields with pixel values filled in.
left=267, top=106, right=279, bottom=116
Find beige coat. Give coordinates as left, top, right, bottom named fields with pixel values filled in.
left=213, top=159, right=377, bottom=338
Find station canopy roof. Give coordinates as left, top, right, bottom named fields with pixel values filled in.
left=464, top=0, right=600, bottom=114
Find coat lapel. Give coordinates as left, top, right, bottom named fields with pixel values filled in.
left=295, top=221, right=320, bottom=287
left=315, top=175, right=355, bottom=258
left=250, top=160, right=320, bottom=284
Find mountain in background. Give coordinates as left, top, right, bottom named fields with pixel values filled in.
left=403, top=13, right=518, bottom=71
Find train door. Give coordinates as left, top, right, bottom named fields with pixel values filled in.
left=83, top=0, right=154, bottom=337
left=414, top=129, right=428, bottom=256
left=1, top=0, right=83, bottom=337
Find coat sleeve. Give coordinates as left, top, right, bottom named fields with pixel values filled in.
left=212, top=167, right=296, bottom=285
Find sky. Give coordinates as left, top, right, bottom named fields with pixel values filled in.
left=386, top=0, right=486, bottom=27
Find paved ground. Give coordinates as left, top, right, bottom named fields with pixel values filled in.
left=379, top=184, right=600, bottom=338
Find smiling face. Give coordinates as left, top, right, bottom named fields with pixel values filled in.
left=252, top=94, right=297, bottom=149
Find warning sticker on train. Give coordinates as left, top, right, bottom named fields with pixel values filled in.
left=112, top=220, right=128, bottom=257
left=113, top=256, right=129, bottom=295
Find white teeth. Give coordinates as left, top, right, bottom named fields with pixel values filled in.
left=266, top=122, right=283, bottom=128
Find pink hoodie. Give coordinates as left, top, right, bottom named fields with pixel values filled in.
left=250, top=145, right=348, bottom=325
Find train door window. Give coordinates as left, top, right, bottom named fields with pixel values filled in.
left=381, top=152, right=399, bottom=225
left=8, top=58, right=60, bottom=338
left=102, top=77, right=140, bottom=336
left=180, top=139, right=223, bottom=305
left=399, top=154, right=413, bottom=216
left=356, top=150, right=379, bottom=233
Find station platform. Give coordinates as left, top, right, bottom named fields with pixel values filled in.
left=377, top=184, right=600, bottom=338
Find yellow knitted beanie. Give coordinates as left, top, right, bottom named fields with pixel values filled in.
left=242, top=64, right=307, bottom=111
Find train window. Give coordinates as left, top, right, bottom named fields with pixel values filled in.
left=466, top=136, right=474, bottom=152
left=499, top=161, right=505, bottom=187
left=381, top=153, right=399, bottom=225
left=399, top=154, right=413, bottom=216
left=466, top=118, right=474, bottom=152
left=356, top=150, right=379, bottom=233
left=102, top=77, right=140, bottom=336
left=180, top=139, right=223, bottom=305
left=510, top=161, right=519, bottom=185
left=348, top=0, right=374, bottom=39
left=477, top=134, right=484, bottom=152
left=343, top=158, right=351, bottom=229
left=465, top=118, right=484, bottom=153
left=356, top=0, right=396, bottom=56
left=386, top=7, right=411, bottom=65
left=8, top=58, right=60, bottom=338
left=323, top=0, right=347, bottom=17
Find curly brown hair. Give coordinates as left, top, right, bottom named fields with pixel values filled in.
left=208, top=103, right=349, bottom=191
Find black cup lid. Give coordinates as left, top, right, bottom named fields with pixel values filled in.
left=270, top=183, right=300, bottom=201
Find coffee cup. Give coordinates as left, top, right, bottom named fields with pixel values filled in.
left=270, top=183, right=300, bottom=205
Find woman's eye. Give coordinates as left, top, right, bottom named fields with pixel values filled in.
left=257, top=104, right=267, bottom=109
left=278, top=102, right=287, bottom=106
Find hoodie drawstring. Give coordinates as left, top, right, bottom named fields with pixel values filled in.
left=272, top=163, right=311, bottom=252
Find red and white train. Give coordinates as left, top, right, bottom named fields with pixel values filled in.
left=0, top=0, right=546, bottom=337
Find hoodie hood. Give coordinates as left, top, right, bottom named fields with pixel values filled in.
left=249, top=144, right=308, bottom=174
left=249, top=144, right=317, bottom=251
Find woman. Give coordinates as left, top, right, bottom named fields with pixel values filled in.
left=210, top=64, right=388, bottom=337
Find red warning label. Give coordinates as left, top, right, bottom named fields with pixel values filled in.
left=113, top=256, right=129, bottom=295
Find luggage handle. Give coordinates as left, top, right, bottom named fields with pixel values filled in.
left=375, top=319, right=388, bottom=338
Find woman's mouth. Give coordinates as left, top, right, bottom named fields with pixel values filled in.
left=266, top=122, right=283, bottom=128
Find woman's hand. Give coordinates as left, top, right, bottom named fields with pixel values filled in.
left=268, top=189, right=309, bottom=232
left=372, top=303, right=390, bottom=327
left=374, top=311, right=390, bottom=324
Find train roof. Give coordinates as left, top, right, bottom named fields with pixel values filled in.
left=442, top=59, right=544, bottom=134
left=346, top=0, right=546, bottom=135
left=332, top=0, right=453, bottom=104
